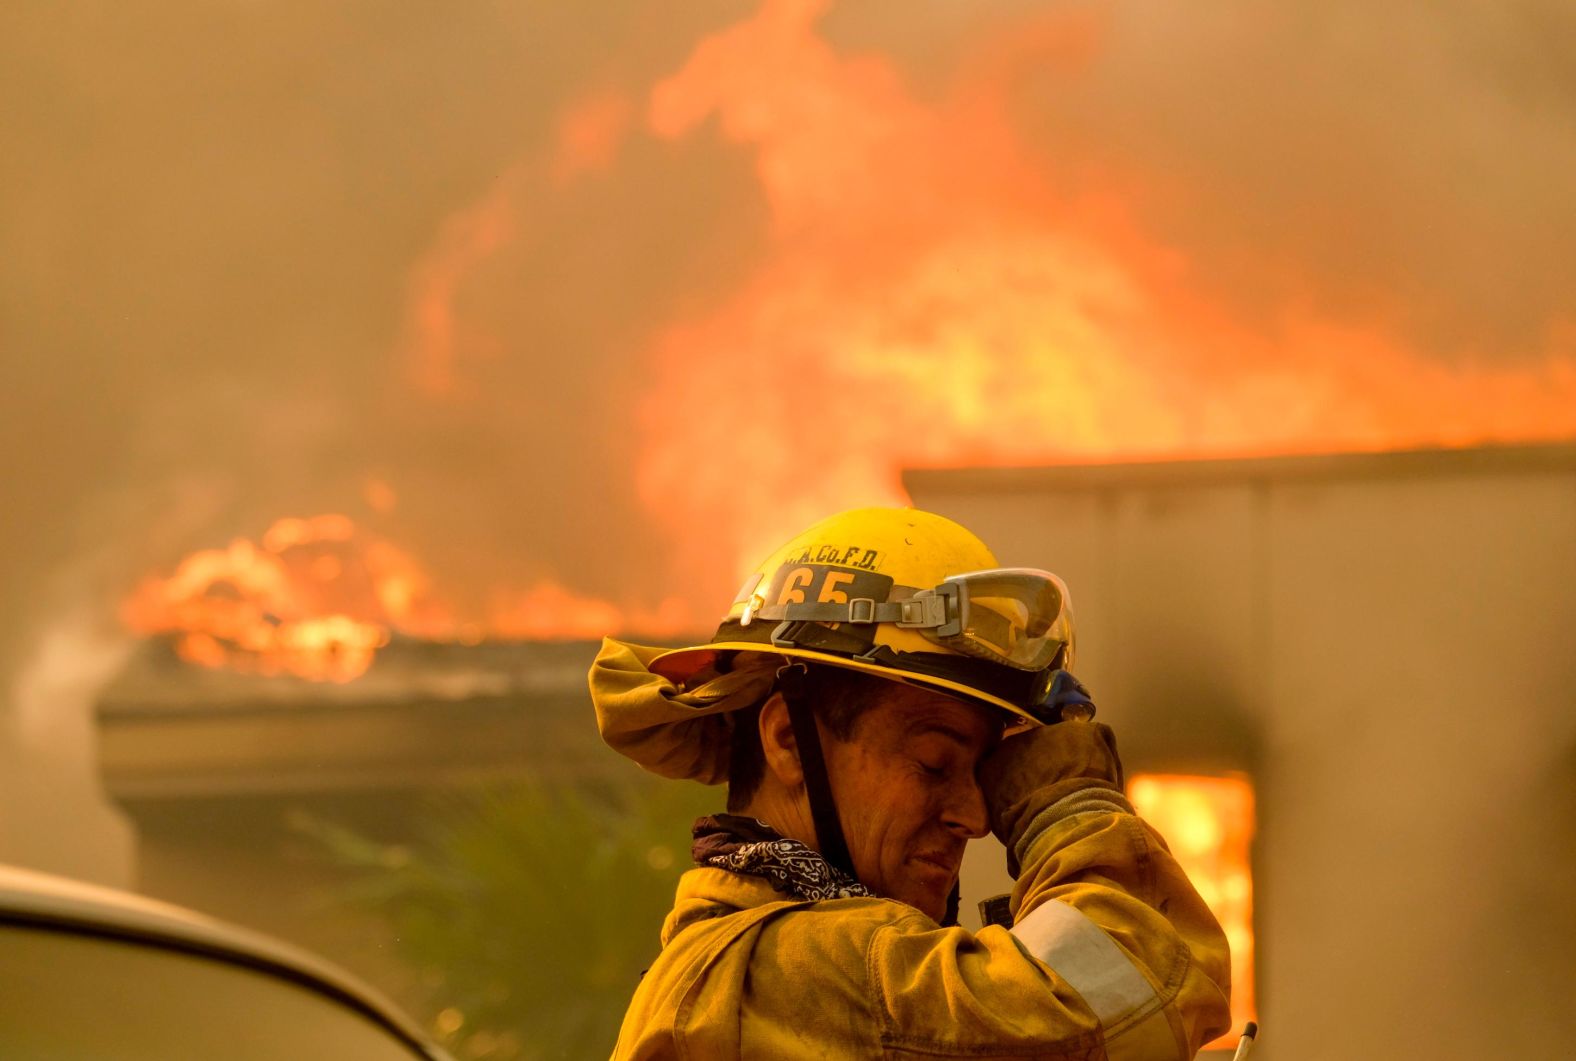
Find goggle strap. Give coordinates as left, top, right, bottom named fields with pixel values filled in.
left=750, top=597, right=947, bottom=628
left=755, top=596, right=1059, bottom=670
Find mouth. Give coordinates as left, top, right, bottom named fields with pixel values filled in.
left=910, top=850, right=960, bottom=881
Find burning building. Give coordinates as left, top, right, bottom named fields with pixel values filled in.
left=53, top=438, right=1575, bottom=1060
left=5, top=0, right=1576, bottom=1057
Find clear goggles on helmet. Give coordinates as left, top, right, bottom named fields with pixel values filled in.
left=905, top=568, right=1073, bottom=672
left=739, top=566, right=1073, bottom=673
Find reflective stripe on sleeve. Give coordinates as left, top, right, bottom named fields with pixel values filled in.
left=1010, top=899, right=1180, bottom=1060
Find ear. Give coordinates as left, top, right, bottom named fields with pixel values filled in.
left=757, top=691, right=804, bottom=787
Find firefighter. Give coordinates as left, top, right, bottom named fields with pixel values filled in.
left=590, top=507, right=1230, bottom=1058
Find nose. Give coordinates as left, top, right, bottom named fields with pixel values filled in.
left=943, top=775, right=990, bottom=840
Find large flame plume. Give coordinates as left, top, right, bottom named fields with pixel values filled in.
left=121, top=0, right=1576, bottom=673
left=631, top=0, right=1576, bottom=569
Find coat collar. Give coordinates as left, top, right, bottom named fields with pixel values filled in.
left=660, top=867, right=797, bottom=946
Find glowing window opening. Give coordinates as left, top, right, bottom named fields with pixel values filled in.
left=1128, top=773, right=1255, bottom=1051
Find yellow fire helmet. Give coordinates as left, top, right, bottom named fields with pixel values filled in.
left=648, top=506, right=1077, bottom=725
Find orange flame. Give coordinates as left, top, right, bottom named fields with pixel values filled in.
left=1129, top=773, right=1256, bottom=1049
left=633, top=0, right=1576, bottom=576
left=486, top=582, right=693, bottom=644
left=122, top=515, right=443, bottom=682
left=133, top=1, right=1576, bottom=676
left=123, top=515, right=692, bottom=682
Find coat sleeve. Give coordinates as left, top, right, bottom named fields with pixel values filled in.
left=864, top=721, right=1232, bottom=1059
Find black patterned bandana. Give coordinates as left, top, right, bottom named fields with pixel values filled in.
left=691, top=814, right=872, bottom=902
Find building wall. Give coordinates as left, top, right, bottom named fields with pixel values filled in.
left=910, top=444, right=1576, bottom=1060
left=93, top=639, right=623, bottom=1018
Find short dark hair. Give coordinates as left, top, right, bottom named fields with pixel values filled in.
left=725, top=663, right=895, bottom=813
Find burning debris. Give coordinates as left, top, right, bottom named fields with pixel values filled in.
left=121, top=515, right=449, bottom=682
left=121, top=515, right=690, bottom=682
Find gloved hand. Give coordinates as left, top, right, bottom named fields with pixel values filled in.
left=978, top=720, right=1126, bottom=876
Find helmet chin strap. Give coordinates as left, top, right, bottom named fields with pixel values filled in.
left=776, top=663, right=962, bottom=927
left=943, top=882, right=961, bottom=926
left=777, top=663, right=856, bottom=879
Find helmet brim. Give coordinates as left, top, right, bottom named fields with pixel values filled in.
left=649, top=642, right=1042, bottom=729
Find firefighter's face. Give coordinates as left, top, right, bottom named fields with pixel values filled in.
left=822, top=683, right=998, bottom=922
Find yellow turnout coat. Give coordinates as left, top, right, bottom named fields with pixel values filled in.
left=611, top=722, right=1232, bottom=1059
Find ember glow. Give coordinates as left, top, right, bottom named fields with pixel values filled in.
left=1129, top=773, right=1256, bottom=1048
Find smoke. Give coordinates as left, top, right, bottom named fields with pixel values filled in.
left=0, top=583, right=135, bottom=882
left=1, top=0, right=1573, bottom=679
left=984, top=1, right=1576, bottom=357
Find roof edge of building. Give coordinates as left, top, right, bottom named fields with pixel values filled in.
left=902, top=440, right=1576, bottom=495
